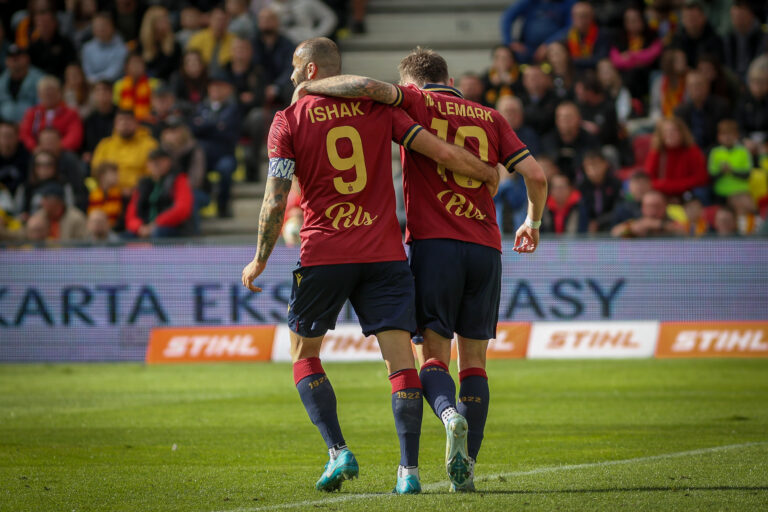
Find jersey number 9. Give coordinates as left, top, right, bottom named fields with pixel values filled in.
left=326, top=126, right=367, bottom=195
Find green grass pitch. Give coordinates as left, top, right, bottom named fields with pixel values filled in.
left=1, top=359, right=767, bottom=511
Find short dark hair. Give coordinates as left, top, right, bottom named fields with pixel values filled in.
left=296, top=37, right=341, bottom=76
left=398, top=47, right=449, bottom=86
left=115, top=108, right=136, bottom=118
left=0, top=119, right=18, bottom=132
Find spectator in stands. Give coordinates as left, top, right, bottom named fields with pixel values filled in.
left=500, top=0, right=575, bottom=63
left=609, top=5, right=662, bottom=101
left=186, top=6, right=234, bottom=75
left=190, top=71, right=240, bottom=218
left=175, top=5, right=203, bottom=49
left=0, top=45, right=43, bottom=123
left=171, top=49, right=208, bottom=107
left=138, top=6, right=182, bottom=82
left=0, top=120, right=29, bottom=215
left=611, top=189, right=685, bottom=237
left=87, top=161, right=123, bottom=229
left=578, top=151, right=622, bottom=232
left=546, top=41, right=575, bottom=100
left=494, top=95, right=539, bottom=233
left=91, top=109, right=158, bottom=195
left=69, top=0, right=98, bottom=50
left=645, top=116, right=709, bottom=200
left=81, top=12, right=127, bottom=83
left=244, top=6, right=295, bottom=181
left=27, top=7, right=76, bottom=79
left=110, top=0, right=145, bottom=47
left=541, top=173, right=586, bottom=234
left=611, top=170, right=652, bottom=226
left=226, top=37, right=265, bottom=117
left=271, top=0, right=338, bottom=45
left=226, top=0, right=256, bottom=40
left=160, top=120, right=208, bottom=232
left=672, top=0, right=723, bottom=69
left=674, top=71, right=728, bottom=152
left=17, top=150, right=74, bottom=219
left=519, top=64, right=558, bottom=136
left=709, top=119, right=753, bottom=204
left=86, top=208, right=119, bottom=242
left=597, top=59, right=632, bottom=124
left=724, top=1, right=767, bottom=81
left=62, top=63, right=91, bottom=118
left=542, top=101, right=600, bottom=182
left=146, top=84, right=183, bottom=140
left=574, top=73, right=620, bottom=154
left=33, top=181, right=88, bottom=240
left=696, top=53, right=741, bottom=110
left=681, top=194, right=709, bottom=236
left=19, top=75, right=82, bottom=152
left=36, top=126, right=88, bottom=213
left=113, top=53, right=159, bottom=122
left=457, top=73, right=487, bottom=106
left=713, top=205, right=738, bottom=236
left=24, top=210, right=49, bottom=242
left=481, top=45, right=520, bottom=107
left=496, top=95, right=540, bottom=156
left=82, top=80, right=115, bottom=161
left=649, top=47, right=688, bottom=121
left=729, top=192, right=763, bottom=235
left=738, top=55, right=768, bottom=155
left=555, top=1, right=609, bottom=72
left=125, top=147, right=193, bottom=238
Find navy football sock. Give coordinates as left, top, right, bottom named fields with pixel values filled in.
left=389, top=368, right=423, bottom=467
left=419, top=359, right=457, bottom=419
left=457, top=368, right=489, bottom=461
left=294, top=357, right=345, bottom=450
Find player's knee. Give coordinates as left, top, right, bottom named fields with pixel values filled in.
left=457, top=337, right=488, bottom=371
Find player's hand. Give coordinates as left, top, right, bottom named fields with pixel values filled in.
left=242, top=259, right=266, bottom=293
left=513, top=224, right=539, bottom=253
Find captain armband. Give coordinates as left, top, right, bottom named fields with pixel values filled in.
left=268, top=157, right=296, bottom=180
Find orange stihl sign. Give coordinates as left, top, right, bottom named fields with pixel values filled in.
left=146, top=326, right=276, bottom=363
left=656, top=322, right=768, bottom=358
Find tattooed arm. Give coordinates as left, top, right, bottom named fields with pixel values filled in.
left=242, top=167, right=294, bottom=292
left=295, top=75, right=399, bottom=105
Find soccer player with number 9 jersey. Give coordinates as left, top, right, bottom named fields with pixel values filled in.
left=241, top=38, right=500, bottom=494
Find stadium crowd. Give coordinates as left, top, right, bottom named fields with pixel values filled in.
left=0, top=0, right=767, bottom=244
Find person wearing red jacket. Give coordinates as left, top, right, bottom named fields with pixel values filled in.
left=125, top=147, right=193, bottom=238
left=541, top=173, right=588, bottom=234
left=19, top=75, right=83, bottom=152
left=644, top=116, right=709, bottom=200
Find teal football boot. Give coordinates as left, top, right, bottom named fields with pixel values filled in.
left=393, top=466, right=421, bottom=494
left=450, top=457, right=476, bottom=492
left=444, top=413, right=471, bottom=489
left=315, top=449, right=359, bottom=492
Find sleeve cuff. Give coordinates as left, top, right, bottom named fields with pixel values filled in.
left=400, top=124, right=422, bottom=150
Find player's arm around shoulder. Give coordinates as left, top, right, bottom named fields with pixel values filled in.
left=408, top=129, right=500, bottom=195
left=511, top=156, right=547, bottom=254
left=242, top=168, right=294, bottom=293
left=295, top=75, right=399, bottom=105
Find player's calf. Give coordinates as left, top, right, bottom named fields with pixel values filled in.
left=389, top=368, right=423, bottom=493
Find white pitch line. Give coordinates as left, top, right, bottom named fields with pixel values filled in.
left=215, top=441, right=767, bottom=512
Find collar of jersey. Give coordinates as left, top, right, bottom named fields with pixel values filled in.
left=423, top=83, right=464, bottom=99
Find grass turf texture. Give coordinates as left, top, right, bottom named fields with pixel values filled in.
left=1, top=360, right=767, bottom=512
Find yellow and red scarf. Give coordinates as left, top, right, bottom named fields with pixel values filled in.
left=118, top=75, right=152, bottom=121
left=661, top=75, right=685, bottom=118
left=567, top=23, right=599, bottom=58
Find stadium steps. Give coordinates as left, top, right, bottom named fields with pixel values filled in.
left=340, top=0, right=508, bottom=81
left=200, top=181, right=264, bottom=236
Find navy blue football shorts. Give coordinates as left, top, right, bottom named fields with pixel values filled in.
left=287, top=260, right=416, bottom=338
left=409, top=238, right=501, bottom=341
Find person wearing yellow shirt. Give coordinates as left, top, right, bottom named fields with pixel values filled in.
left=90, top=110, right=158, bottom=196
left=186, top=7, right=234, bottom=73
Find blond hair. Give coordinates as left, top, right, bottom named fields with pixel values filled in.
left=140, top=6, right=175, bottom=63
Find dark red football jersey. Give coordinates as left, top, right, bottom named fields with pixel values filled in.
left=268, top=95, right=422, bottom=266
left=393, top=83, right=530, bottom=251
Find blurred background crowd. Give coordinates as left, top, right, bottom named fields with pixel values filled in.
left=0, top=0, right=766, bottom=246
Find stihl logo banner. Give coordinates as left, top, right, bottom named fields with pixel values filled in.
left=146, top=326, right=275, bottom=363
left=450, top=322, right=530, bottom=360
left=656, top=322, right=768, bottom=358
left=272, top=325, right=384, bottom=362
left=528, top=322, right=659, bottom=358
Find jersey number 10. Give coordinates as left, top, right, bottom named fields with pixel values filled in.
left=431, top=118, right=489, bottom=189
